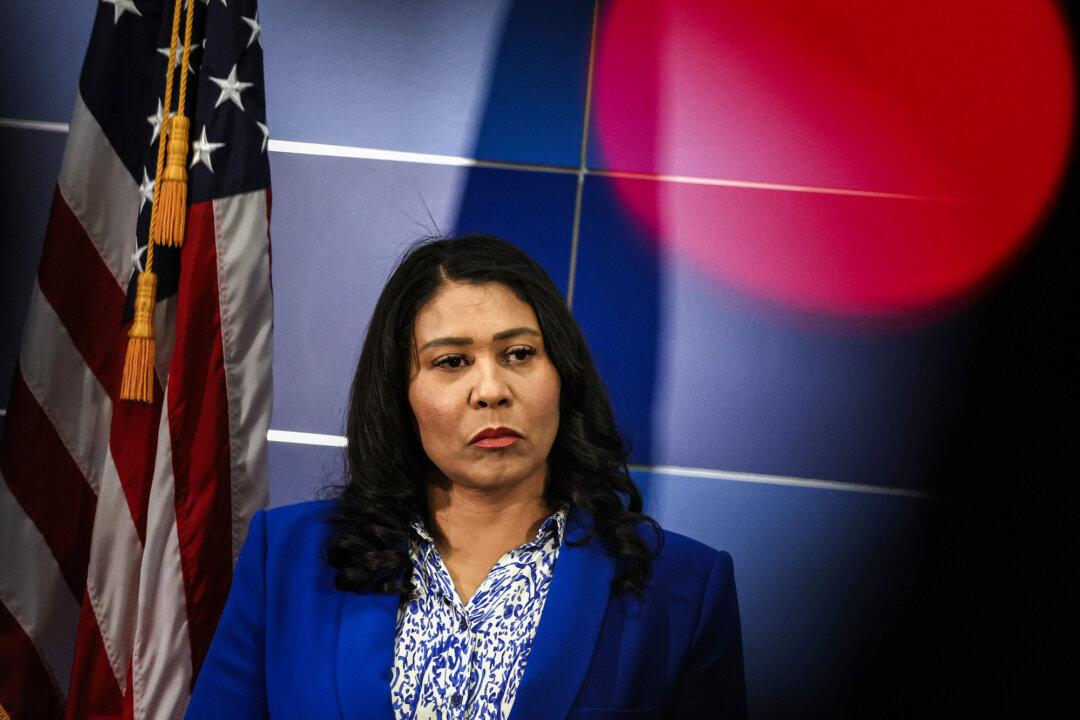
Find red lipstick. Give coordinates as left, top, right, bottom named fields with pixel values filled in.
left=469, top=426, right=523, bottom=449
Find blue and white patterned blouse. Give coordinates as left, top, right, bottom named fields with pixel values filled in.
left=390, top=505, right=568, bottom=720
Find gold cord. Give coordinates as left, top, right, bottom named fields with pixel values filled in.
left=120, top=0, right=186, bottom=403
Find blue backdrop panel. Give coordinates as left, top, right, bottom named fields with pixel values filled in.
left=0, top=3, right=95, bottom=122
left=572, top=175, right=984, bottom=490
left=634, top=468, right=1025, bottom=718
left=268, top=441, right=344, bottom=509
left=261, top=0, right=592, bottom=166
left=0, top=127, right=66, bottom=429
left=269, top=150, right=576, bottom=437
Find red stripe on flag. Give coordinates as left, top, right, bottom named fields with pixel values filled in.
left=169, top=200, right=234, bottom=678
left=0, top=600, right=64, bottom=720
left=63, top=593, right=123, bottom=720
left=0, top=373, right=95, bottom=599
left=106, top=386, right=165, bottom=544
left=36, top=188, right=161, bottom=542
left=37, top=188, right=127, bottom=400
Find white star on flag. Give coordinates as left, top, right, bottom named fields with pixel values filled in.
left=190, top=126, right=225, bottom=172
left=146, top=99, right=166, bottom=144
left=158, top=42, right=198, bottom=74
left=256, top=122, right=270, bottom=153
left=131, top=237, right=149, bottom=273
left=138, top=168, right=155, bottom=211
left=209, top=64, right=254, bottom=111
left=103, top=0, right=142, bottom=25
left=241, top=13, right=261, bottom=48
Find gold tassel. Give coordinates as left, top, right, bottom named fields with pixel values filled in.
left=120, top=271, right=158, bottom=403
left=157, top=115, right=190, bottom=247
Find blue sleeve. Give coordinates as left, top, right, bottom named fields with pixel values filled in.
left=670, top=551, right=748, bottom=719
left=186, top=510, right=269, bottom=718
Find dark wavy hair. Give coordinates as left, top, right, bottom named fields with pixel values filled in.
left=326, top=234, right=662, bottom=599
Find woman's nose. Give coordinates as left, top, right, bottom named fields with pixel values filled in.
left=471, top=361, right=511, bottom=409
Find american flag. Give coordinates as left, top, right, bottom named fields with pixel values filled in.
left=0, top=0, right=272, bottom=717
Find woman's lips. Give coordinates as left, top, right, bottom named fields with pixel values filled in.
left=469, top=426, right=523, bottom=448
left=471, top=435, right=520, bottom=450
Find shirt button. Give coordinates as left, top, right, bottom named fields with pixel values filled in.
left=451, top=693, right=463, bottom=707
left=458, top=617, right=467, bottom=631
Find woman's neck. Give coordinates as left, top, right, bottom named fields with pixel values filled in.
left=423, top=471, right=552, bottom=604
left=425, top=475, right=552, bottom=561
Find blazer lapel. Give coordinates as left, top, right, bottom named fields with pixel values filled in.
left=509, top=512, right=615, bottom=720
left=335, top=589, right=398, bottom=720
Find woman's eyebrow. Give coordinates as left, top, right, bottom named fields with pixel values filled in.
left=491, top=327, right=541, bottom=341
left=419, top=336, right=471, bottom=350
left=419, top=327, right=540, bottom=351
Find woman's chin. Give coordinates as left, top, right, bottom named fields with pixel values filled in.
left=443, top=462, right=546, bottom=495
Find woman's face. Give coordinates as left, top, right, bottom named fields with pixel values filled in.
left=408, top=281, right=561, bottom=494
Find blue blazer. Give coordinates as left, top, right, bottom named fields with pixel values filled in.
left=186, top=501, right=746, bottom=719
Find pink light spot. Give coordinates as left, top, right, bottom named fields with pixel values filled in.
left=593, top=0, right=1075, bottom=315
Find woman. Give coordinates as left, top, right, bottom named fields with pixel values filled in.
left=187, top=235, right=746, bottom=719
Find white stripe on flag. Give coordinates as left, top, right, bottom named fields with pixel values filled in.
left=58, top=94, right=138, bottom=289
left=84, top=450, right=143, bottom=692
left=132, top=391, right=192, bottom=720
left=19, top=282, right=112, bottom=495
left=213, top=191, right=273, bottom=561
left=0, top=470, right=80, bottom=701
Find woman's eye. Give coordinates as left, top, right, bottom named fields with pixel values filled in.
left=506, top=346, right=538, bottom=362
left=433, top=354, right=468, bottom=369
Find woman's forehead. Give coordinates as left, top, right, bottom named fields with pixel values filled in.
left=414, top=282, right=538, bottom=340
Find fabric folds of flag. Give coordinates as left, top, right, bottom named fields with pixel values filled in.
left=0, top=1, right=272, bottom=717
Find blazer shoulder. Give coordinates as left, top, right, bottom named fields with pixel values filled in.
left=237, top=500, right=343, bottom=602
left=255, top=499, right=337, bottom=563
left=261, top=498, right=332, bottom=526
left=645, top=523, right=735, bottom=588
